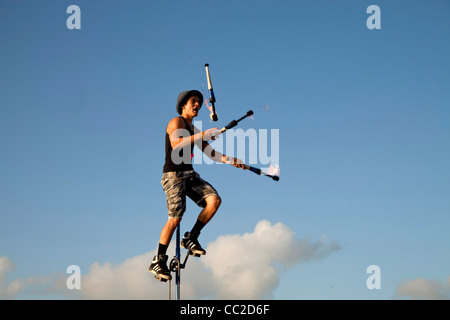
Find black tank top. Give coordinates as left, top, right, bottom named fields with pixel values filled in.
left=163, top=117, right=195, bottom=172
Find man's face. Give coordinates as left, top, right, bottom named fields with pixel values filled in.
left=183, top=96, right=202, bottom=117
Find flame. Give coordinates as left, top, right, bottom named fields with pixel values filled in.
left=204, top=99, right=216, bottom=121
left=266, top=163, right=280, bottom=177
left=201, top=84, right=216, bottom=121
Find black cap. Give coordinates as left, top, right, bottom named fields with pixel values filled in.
left=176, top=90, right=203, bottom=115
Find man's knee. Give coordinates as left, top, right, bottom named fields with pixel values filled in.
left=206, top=195, right=221, bottom=210
left=167, top=218, right=182, bottom=230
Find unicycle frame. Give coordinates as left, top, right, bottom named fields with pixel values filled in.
left=168, top=224, right=191, bottom=300
left=175, top=225, right=181, bottom=299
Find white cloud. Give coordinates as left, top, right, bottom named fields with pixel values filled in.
left=0, top=256, right=69, bottom=299
left=395, top=277, right=450, bottom=300
left=78, top=252, right=165, bottom=299
left=200, top=220, right=341, bottom=299
left=0, top=219, right=341, bottom=299
left=0, top=256, right=22, bottom=299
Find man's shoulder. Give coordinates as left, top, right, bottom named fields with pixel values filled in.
left=168, top=116, right=185, bottom=126
left=166, top=116, right=187, bottom=132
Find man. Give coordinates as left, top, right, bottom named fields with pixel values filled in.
left=149, top=90, right=244, bottom=281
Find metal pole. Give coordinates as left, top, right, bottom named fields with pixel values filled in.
left=175, top=224, right=181, bottom=300
left=168, top=278, right=171, bottom=300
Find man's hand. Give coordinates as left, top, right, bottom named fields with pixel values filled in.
left=224, top=156, right=245, bottom=169
left=202, top=128, right=221, bottom=141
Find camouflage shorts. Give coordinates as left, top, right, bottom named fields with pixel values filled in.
left=161, top=170, right=219, bottom=219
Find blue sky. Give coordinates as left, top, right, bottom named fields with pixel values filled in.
left=1, top=0, right=449, bottom=299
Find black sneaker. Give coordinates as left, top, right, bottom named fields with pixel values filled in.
left=181, top=232, right=206, bottom=256
left=149, top=254, right=172, bottom=281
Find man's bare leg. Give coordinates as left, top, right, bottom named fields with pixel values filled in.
left=159, top=218, right=181, bottom=246
left=197, top=195, right=222, bottom=224
left=181, top=195, right=222, bottom=255
left=149, top=218, right=181, bottom=281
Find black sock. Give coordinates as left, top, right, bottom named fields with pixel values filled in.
left=158, top=243, right=168, bottom=256
left=190, top=219, right=206, bottom=237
